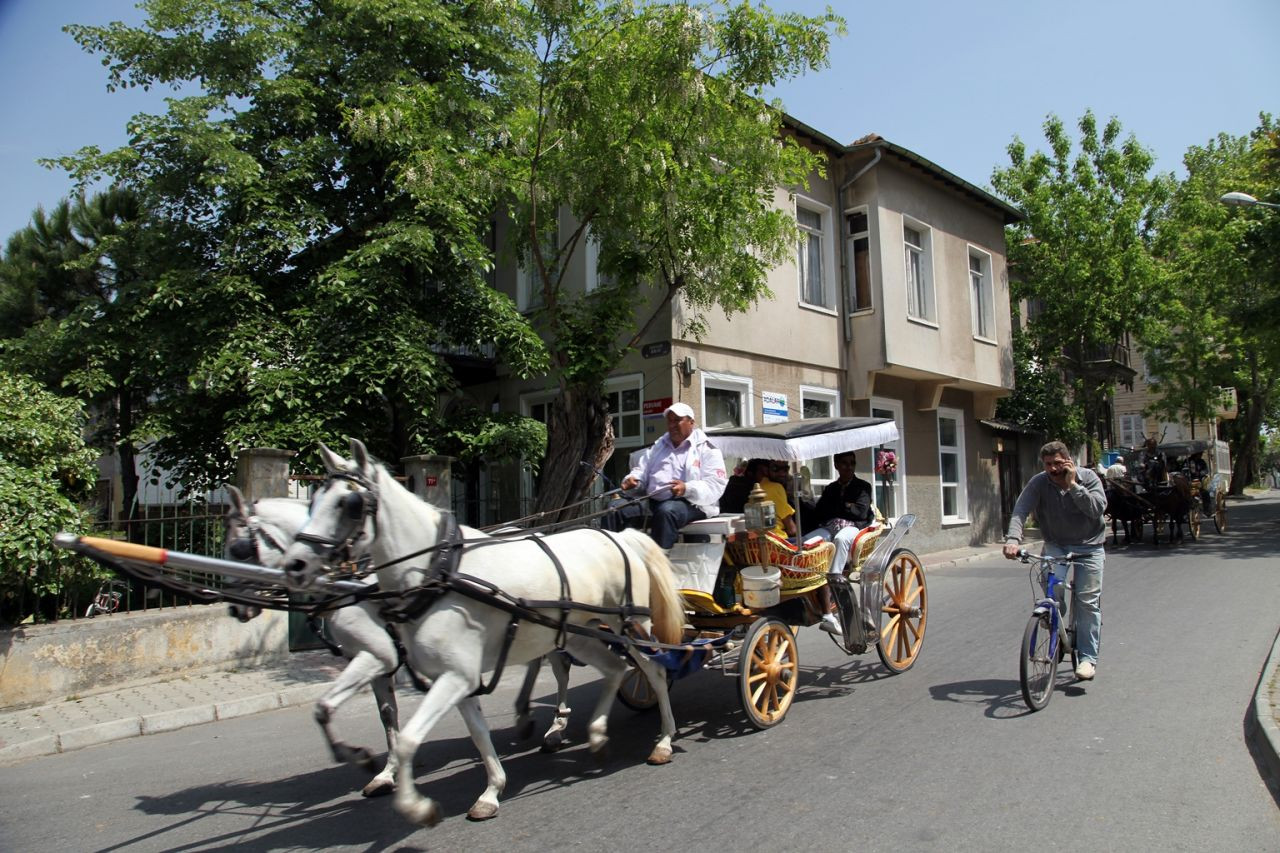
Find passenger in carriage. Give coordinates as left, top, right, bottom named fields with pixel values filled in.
left=803, top=450, right=875, bottom=578
left=1185, top=450, right=1209, bottom=481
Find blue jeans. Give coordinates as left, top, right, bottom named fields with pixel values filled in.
left=1044, top=542, right=1104, bottom=664
left=647, top=498, right=705, bottom=549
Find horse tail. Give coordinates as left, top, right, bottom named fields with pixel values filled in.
left=618, top=529, right=685, bottom=645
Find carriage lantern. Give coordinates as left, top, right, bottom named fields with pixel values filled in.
left=743, top=483, right=777, bottom=534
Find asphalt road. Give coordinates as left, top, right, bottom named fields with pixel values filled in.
left=3, top=499, right=1278, bottom=851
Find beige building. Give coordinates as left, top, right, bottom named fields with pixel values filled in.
left=459, top=118, right=1025, bottom=553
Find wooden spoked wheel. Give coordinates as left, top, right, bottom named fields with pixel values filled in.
left=1187, top=504, right=1201, bottom=540
left=1214, top=491, right=1227, bottom=533
left=738, top=617, right=798, bottom=730
left=618, top=664, right=660, bottom=712
left=876, top=549, right=928, bottom=673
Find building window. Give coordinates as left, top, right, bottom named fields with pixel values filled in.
left=871, top=397, right=905, bottom=520
left=800, top=386, right=839, bottom=482
left=1118, top=413, right=1144, bottom=448
left=797, top=202, right=834, bottom=310
left=585, top=225, right=614, bottom=293
left=846, top=209, right=872, bottom=312
left=605, top=374, right=643, bottom=448
left=938, top=407, right=967, bottom=522
left=701, top=371, right=753, bottom=432
left=903, top=220, right=935, bottom=323
left=516, top=219, right=559, bottom=311
left=969, top=248, right=995, bottom=340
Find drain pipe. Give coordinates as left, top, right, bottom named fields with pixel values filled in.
left=833, top=147, right=883, bottom=411
left=835, top=147, right=882, bottom=343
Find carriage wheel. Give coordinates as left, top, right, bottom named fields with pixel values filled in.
left=738, top=617, right=798, bottom=730
left=1187, top=504, right=1201, bottom=540
left=1152, top=516, right=1165, bottom=545
left=876, top=549, right=928, bottom=674
left=617, top=663, right=672, bottom=713
left=1214, top=491, right=1227, bottom=533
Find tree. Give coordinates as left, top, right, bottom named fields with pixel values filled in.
left=0, top=188, right=173, bottom=521
left=992, top=112, right=1170, bottom=454
left=497, top=0, right=843, bottom=515
left=1153, top=115, right=1280, bottom=492
left=52, top=0, right=548, bottom=488
left=0, top=372, right=98, bottom=626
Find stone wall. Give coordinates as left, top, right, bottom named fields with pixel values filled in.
left=0, top=605, right=288, bottom=711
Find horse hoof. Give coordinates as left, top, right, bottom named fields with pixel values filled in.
left=540, top=731, right=564, bottom=753
left=361, top=778, right=395, bottom=798
left=467, top=801, right=499, bottom=821
left=399, top=800, right=442, bottom=828
left=646, top=746, right=673, bottom=765
left=352, top=749, right=376, bottom=772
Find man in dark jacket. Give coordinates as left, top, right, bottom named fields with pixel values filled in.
left=804, top=451, right=875, bottom=576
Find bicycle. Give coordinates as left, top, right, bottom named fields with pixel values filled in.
left=1016, top=549, right=1078, bottom=711
left=85, top=578, right=129, bottom=618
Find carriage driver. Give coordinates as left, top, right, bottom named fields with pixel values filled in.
left=616, top=402, right=728, bottom=549
left=1002, top=441, right=1108, bottom=682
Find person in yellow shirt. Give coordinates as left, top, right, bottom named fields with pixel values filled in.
left=745, top=459, right=797, bottom=539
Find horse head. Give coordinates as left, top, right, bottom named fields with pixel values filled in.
left=281, top=438, right=383, bottom=588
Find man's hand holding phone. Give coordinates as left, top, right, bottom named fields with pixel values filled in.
left=1049, top=457, right=1076, bottom=489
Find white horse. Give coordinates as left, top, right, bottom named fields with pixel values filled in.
left=279, top=439, right=683, bottom=826
left=223, top=489, right=577, bottom=799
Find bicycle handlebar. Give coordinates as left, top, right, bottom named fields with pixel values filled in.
left=1016, top=548, right=1076, bottom=564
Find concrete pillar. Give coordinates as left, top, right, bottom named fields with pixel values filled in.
left=235, top=448, right=296, bottom=502
left=402, top=454, right=454, bottom=510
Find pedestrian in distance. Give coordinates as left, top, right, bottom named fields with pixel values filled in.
left=1002, top=440, right=1108, bottom=681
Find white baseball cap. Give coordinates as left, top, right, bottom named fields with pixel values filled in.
left=665, top=402, right=695, bottom=420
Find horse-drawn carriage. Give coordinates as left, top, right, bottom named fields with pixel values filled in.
left=618, top=416, right=927, bottom=729
left=1104, top=438, right=1227, bottom=545
left=52, top=417, right=926, bottom=826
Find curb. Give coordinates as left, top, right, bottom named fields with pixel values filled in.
left=1246, top=626, right=1280, bottom=786
left=0, top=681, right=329, bottom=764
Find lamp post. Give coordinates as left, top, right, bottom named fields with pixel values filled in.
left=1219, top=191, right=1280, bottom=211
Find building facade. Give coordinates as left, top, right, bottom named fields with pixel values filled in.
left=461, top=119, right=1024, bottom=554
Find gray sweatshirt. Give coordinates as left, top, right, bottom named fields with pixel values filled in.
left=1004, top=465, right=1107, bottom=547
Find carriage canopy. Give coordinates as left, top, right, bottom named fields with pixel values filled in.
left=706, top=416, right=898, bottom=462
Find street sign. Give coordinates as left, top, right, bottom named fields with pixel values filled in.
left=641, top=341, right=671, bottom=358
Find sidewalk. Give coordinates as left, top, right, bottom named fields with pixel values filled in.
left=2, top=539, right=1276, bottom=780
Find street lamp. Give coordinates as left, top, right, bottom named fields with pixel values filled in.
left=1219, top=191, right=1280, bottom=210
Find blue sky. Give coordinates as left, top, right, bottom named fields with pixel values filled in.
left=1, top=0, right=1277, bottom=243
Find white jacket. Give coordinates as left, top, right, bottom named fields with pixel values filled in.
left=627, top=428, right=728, bottom=517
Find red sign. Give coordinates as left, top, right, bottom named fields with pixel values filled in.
left=643, top=397, right=673, bottom=416
left=425, top=475, right=438, bottom=487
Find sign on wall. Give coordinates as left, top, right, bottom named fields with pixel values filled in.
left=762, top=391, right=789, bottom=424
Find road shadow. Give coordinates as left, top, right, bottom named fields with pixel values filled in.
left=928, top=674, right=1087, bottom=719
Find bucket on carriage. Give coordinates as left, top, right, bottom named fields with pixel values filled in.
left=739, top=565, right=781, bottom=608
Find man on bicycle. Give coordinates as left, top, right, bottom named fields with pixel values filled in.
left=1002, top=441, right=1107, bottom=681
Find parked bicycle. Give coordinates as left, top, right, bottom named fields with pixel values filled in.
left=85, top=578, right=129, bottom=618
left=1016, top=549, right=1078, bottom=711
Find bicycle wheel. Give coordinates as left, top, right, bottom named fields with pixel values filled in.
left=1020, top=612, right=1058, bottom=711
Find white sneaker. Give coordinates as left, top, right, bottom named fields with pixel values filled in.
left=1075, top=660, right=1096, bottom=680
left=819, top=613, right=842, bottom=635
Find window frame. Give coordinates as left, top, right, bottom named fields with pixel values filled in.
left=938, top=406, right=968, bottom=524
left=845, top=206, right=873, bottom=314
left=1118, top=413, right=1144, bottom=448
left=700, top=371, right=754, bottom=433
left=902, top=217, right=937, bottom=325
left=968, top=246, right=996, bottom=343
left=799, top=385, right=840, bottom=485
left=870, top=397, right=906, bottom=521
left=604, top=373, right=644, bottom=449
left=796, top=196, right=837, bottom=313
left=516, top=218, right=560, bottom=312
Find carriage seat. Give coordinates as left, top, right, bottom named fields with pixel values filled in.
left=667, top=514, right=744, bottom=595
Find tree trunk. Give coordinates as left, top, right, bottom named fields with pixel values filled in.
left=532, top=383, right=615, bottom=525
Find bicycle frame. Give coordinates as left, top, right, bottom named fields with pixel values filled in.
left=1018, top=550, right=1077, bottom=710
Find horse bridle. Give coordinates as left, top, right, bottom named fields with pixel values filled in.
left=227, top=510, right=293, bottom=564
left=294, top=470, right=381, bottom=567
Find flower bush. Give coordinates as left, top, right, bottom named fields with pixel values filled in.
left=875, top=449, right=898, bottom=480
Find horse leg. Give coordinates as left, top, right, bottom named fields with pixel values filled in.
left=456, top=696, right=507, bottom=821
left=512, top=657, right=542, bottom=740
left=360, top=673, right=399, bottom=798
left=561, top=639, right=628, bottom=757
left=392, top=670, right=476, bottom=828
left=625, top=649, right=677, bottom=765
left=313, top=650, right=395, bottom=773
left=539, top=651, right=573, bottom=753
